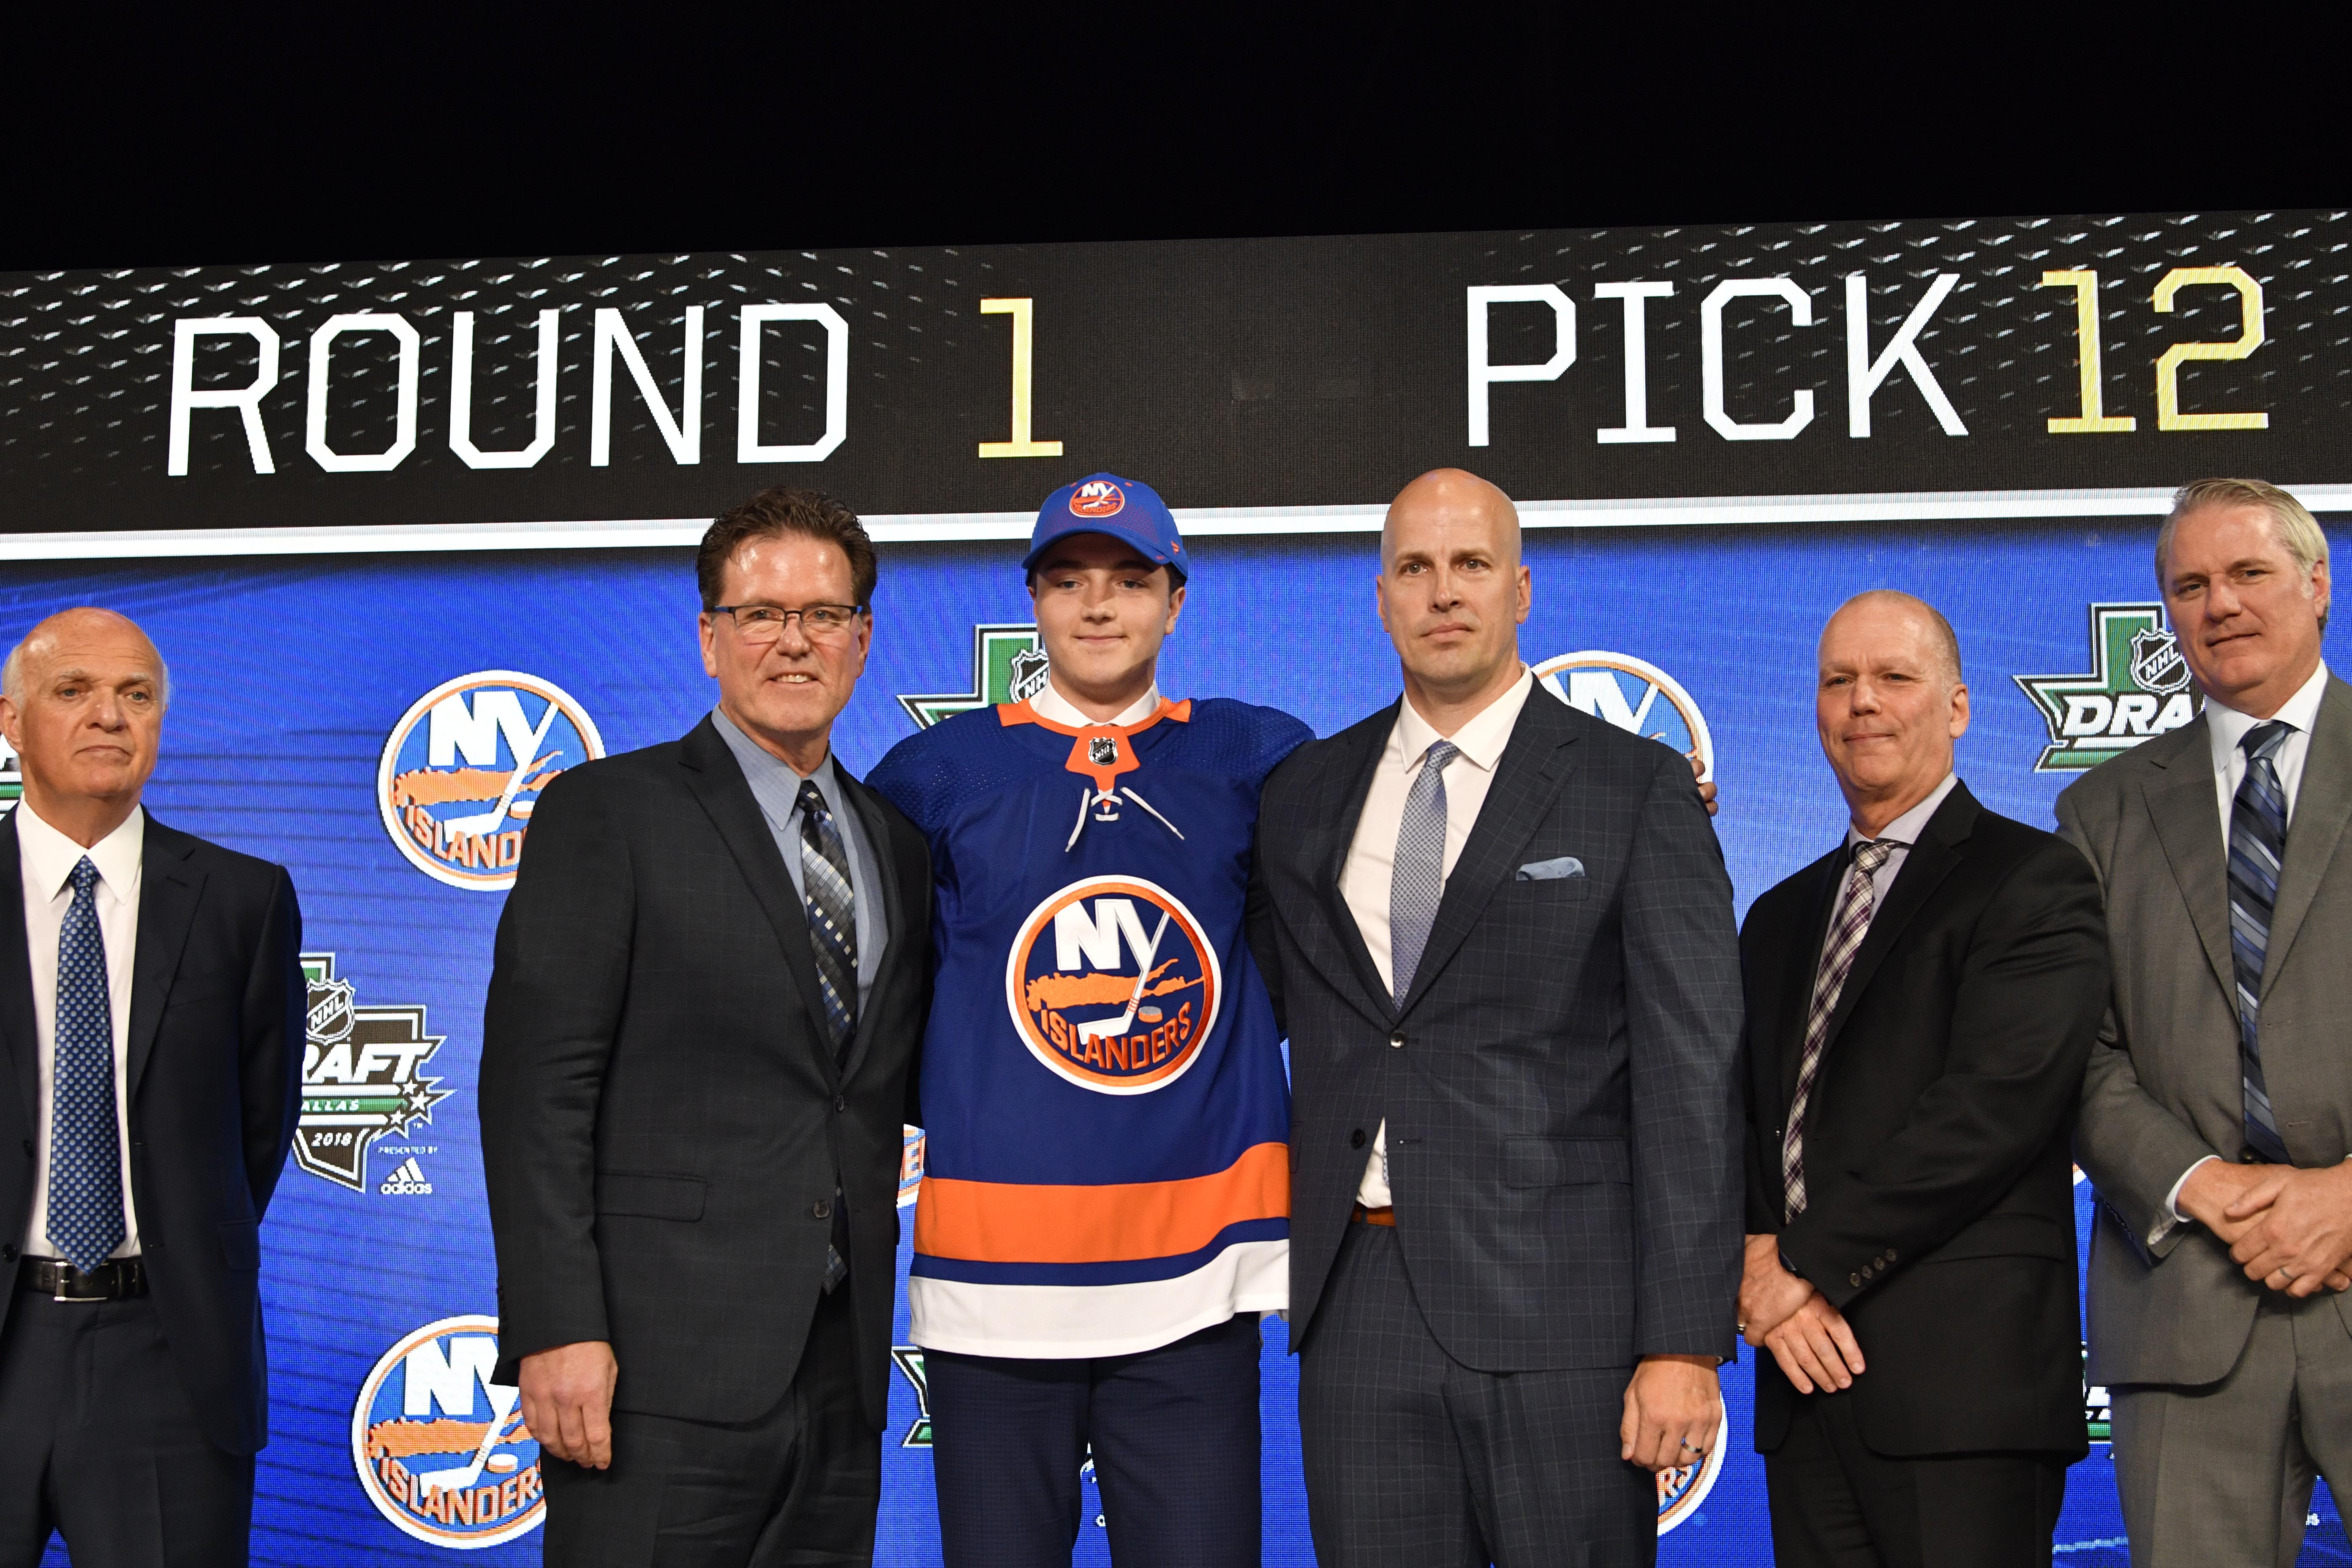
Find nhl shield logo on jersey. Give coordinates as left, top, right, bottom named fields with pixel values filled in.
left=294, top=952, right=449, bottom=1192
left=1004, top=875, right=1222, bottom=1094
left=378, top=671, right=605, bottom=891
left=1532, top=651, right=1715, bottom=780
left=352, top=1315, right=543, bottom=1548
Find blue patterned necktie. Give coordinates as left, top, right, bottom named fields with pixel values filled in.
left=1388, top=740, right=1459, bottom=1009
left=2229, top=720, right=2294, bottom=1165
left=49, top=857, right=125, bottom=1272
left=797, top=780, right=859, bottom=1059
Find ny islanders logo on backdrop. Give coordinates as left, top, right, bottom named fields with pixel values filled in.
left=352, top=1315, right=542, bottom=1548
left=1655, top=1393, right=1730, bottom=1534
left=899, top=624, right=1048, bottom=728
left=294, top=952, right=449, bottom=1192
left=1005, top=876, right=1222, bottom=1094
left=378, top=672, right=605, bottom=890
left=2015, top=604, right=2200, bottom=772
left=1532, top=651, right=1714, bottom=780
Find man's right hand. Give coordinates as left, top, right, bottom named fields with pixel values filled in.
left=519, top=1341, right=618, bottom=1469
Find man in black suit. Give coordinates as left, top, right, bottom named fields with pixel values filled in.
left=1252, top=468, right=1744, bottom=1568
left=0, top=607, right=304, bottom=1568
left=1735, top=591, right=2108, bottom=1567
left=481, top=488, right=930, bottom=1566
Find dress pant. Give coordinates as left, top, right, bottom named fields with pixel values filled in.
left=1764, top=1388, right=2067, bottom=1568
left=2110, top=1288, right=2352, bottom=1568
left=542, top=1279, right=879, bottom=1568
left=1297, top=1220, right=1655, bottom=1568
left=0, top=1278, right=253, bottom=1568
left=923, top=1312, right=1262, bottom=1568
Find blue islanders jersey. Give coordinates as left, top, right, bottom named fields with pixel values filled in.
left=869, top=694, right=1312, bottom=1357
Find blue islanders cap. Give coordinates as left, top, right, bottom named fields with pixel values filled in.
left=1022, top=473, right=1189, bottom=583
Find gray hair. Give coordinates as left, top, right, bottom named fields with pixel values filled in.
left=2, top=612, right=172, bottom=710
left=2156, top=478, right=2330, bottom=591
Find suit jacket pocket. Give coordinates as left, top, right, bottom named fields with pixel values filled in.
left=1920, top=1210, right=2070, bottom=1264
left=596, top=1170, right=708, bottom=1222
left=219, top=1219, right=261, bottom=1271
left=1504, top=1136, right=1630, bottom=1189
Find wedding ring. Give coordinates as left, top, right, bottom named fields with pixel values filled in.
left=1680, top=1440, right=1703, bottom=1452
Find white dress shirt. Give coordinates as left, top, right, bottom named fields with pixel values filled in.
left=2159, top=659, right=2331, bottom=1240
left=1029, top=678, right=1164, bottom=729
left=1340, top=667, right=1536, bottom=1207
left=17, top=802, right=143, bottom=1260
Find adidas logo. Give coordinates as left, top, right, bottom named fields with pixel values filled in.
left=377, top=1157, right=433, bottom=1196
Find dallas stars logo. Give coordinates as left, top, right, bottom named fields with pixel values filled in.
left=898, top=625, right=1048, bottom=729
left=2014, top=604, right=2200, bottom=773
left=294, top=953, right=450, bottom=1192
left=890, top=1347, right=934, bottom=1447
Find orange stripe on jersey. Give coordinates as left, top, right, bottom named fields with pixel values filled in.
left=915, top=1141, right=1289, bottom=1264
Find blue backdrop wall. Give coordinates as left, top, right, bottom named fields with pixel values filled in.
left=13, top=513, right=2341, bottom=1565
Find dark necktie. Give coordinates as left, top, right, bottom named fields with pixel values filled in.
left=49, top=857, right=125, bottom=1273
left=2229, top=720, right=2294, bottom=1164
left=1783, top=838, right=1897, bottom=1219
left=797, top=779, right=859, bottom=1059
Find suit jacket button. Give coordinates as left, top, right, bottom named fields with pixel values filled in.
left=0, top=1244, right=14, bottom=1263
left=1849, top=1271, right=1862, bottom=1287
left=1350, top=1129, right=1367, bottom=1149
left=1389, top=1034, right=1406, bottom=1049
left=834, top=1097, right=848, bottom=1113
left=812, top=1200, right=833, bottom=1220
left=1886, top=1249, right=1896, bottom=1261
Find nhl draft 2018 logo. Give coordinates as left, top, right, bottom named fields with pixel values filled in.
left=1533, top=651, right=1715, bottom=781
left=294, top=952, right=449, bottom=1192
left=2014, top=604, right=2201, bottom=772
left=1005, top=876, right=1222, bottom=1094
left=379, top=672, right=604, bottom=890
left=1655, top=1393, right=1729, bottom=1534
left=899, top=624, right=1048, bottom=729
left=352, top=1315, right=543, bottom=1548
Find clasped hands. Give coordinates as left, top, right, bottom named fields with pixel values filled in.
left=2178, top=1157, right=2352, bottom=1297
left=1738, top=1234, right=1864, bottom=1395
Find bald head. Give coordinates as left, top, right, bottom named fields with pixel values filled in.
left=1821, top=591, right=1962, bottom=689
left=1383, top=468, right=1522, bottom=569
left=3, top=608, right=169, bottom=708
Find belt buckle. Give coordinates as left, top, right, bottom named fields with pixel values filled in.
left=53, top=1264, right=108, bottom=1303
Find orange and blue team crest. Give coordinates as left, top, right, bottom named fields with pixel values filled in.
left=868, top=688, right=1312, bottom=1356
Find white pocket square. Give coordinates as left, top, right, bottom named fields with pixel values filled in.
left=1516, top=856, right=1585, bottom=882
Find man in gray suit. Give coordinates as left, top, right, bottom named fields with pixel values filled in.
left=1253, top=468, right=1744, bottom=1568
left=2061, top=477, right=2352, bottom=1568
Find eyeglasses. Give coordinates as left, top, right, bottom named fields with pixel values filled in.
left=709, top=603, right=868, bottom=643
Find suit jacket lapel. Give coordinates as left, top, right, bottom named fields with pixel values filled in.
left=1398, top=694, right=1580, bottom=1017
left=835, top=767, right=909, bottom=1085
left=678, top=719, right=840, bottom=1086
left=126, top=817, right=203, bottom=1101
left=0, top=816, right=34, bottom=1132
left=1815, top=782, right=1982, bottom=1058
left=1316, top=706, right=1398, bottom=1024
left=2262, top=675, right=2352, bottom=999
left=2138, top=716, right=2238, bottom=1007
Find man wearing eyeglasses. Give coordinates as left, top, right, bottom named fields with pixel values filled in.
left=481, top=487, right=933, bottom=1566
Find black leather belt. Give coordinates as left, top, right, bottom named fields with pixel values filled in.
left=17, top=1256, right=147, bottom=1301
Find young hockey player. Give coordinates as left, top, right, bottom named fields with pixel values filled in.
left=870, top=474, right=1308, bottom=1567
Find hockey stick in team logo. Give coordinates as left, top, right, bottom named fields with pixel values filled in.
left=444, top=700, right=562, bottom=841
left=1077, top=909, right=1171, bottom=1043
left=414, top=1380, right=523, bottom=1495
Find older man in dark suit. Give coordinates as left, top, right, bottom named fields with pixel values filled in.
left=1252, top=468, right=1744, bottom=1568
left=1737, top=591, right=2108, bottom=1567
left=482, top=488, right=931, bottom=1567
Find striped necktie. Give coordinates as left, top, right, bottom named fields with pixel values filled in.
left=797, top=779, right=859, bottom=1060
left=1783, top=838, right=1897, bottom=1219
left=2230, top=720, right=2294, bottom=1165
left=49, top=856, right=125, bottom=1273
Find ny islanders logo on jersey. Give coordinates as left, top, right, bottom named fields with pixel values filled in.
left=352, top=1315, right=543, bottom=1548
left=378, top=672, right=605, bottom=890
left=1005, top=876, right=1222, bottom=1094
left=1533, top=651, right=1714, bottom=780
